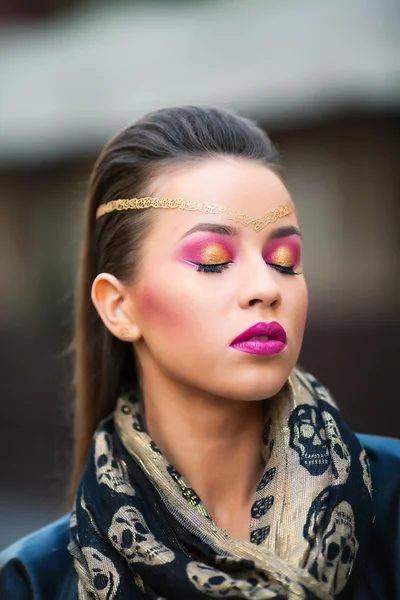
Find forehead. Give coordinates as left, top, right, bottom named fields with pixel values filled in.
left=150, top=157, right=298, bottom=237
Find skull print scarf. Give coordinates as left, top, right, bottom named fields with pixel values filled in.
left=69, top=370, right=374, bottom=599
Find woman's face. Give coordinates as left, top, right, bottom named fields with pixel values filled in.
left=128, top=157, right=308, bottom=401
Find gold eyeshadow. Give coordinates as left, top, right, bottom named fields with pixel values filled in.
left=200, top=243, right=230, bottom=264
left=268, top=246, right=294, bottom=267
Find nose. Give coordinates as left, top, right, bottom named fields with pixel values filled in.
left=237, top=257, right=282, bottom=310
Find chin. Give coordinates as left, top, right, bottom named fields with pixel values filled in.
left=215, top=361, right=294, bottom=402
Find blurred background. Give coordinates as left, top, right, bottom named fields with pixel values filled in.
left=1, top=0, right=399, bottom=550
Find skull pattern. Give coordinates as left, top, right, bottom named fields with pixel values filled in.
left=70, top=372, right=373, bottom=600
left=289, top=405, right=330, bottom=475
left=317, top=501, right=358, bottom=594
left=95, top=431, right=136, bottom=496
left=322, top=411, right=351, bottom=484
left=186, top=561, right=279, bottom=599
left=303, top=488, right=331, bottom=543
left=109, top=506, right=175, bottom=566
left=81, top=547, right=120, bottom=600
left=359, top=447, right=373, bottom=497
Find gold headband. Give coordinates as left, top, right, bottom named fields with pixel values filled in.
left=96, top=197, right=295, bottom=233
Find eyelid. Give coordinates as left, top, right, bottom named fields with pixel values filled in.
left=201, top=243, right=231, bottom=265
left=179, top=235, right=235, bottom=265
left=263, top=238, right=301, bottom=268
left=267, top=263, right=300, bottom=276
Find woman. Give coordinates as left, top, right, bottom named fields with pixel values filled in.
left=0, top=106, right=399, bottom=599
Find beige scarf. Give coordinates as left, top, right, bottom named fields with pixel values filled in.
left=70, top=369, right=374, bottom=599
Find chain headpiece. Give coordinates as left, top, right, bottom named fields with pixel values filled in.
left=96, top=197, right=295, bottom=233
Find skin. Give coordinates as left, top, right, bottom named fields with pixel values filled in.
left=92, top=156, right=308, bottom=540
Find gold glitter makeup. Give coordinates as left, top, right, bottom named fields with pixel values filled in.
left=179, top=234, right=235, bottom=268
left=264, top=236, right=301, bottom=272
left=200, top=243, right=230, bottom=265
left=269, top=246, right=294, bottom=268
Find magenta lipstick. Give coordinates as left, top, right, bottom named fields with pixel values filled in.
left=230, top=321, right=287, bottom=356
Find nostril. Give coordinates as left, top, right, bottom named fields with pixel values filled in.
left=249, top=298, right=262, bottom=306
left=248, top=297, right=279, bottom=307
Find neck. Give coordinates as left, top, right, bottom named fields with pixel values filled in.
left=142, top=371, right=266, bottom=540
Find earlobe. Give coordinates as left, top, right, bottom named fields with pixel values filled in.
left=91, top=273, right=142, bottom=342
left=119, top=325, right=141, bottom=342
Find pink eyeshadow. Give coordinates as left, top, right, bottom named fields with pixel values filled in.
left=263, top=236, right=301, bottom=267
left=177, top=234, right=236, bottom=265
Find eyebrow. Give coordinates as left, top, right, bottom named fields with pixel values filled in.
left=180, top=223, right=301, bottom=240
left=269, top=226, right=302, bottom=240
left=180, top=223, right=240, bottom=239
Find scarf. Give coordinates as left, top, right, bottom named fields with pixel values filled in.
left=69, top=370, right=374, bottom=600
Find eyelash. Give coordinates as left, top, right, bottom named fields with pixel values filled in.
left=195, top=262, right=299, bottom=275
left=196, top=262, right=231, bottom=273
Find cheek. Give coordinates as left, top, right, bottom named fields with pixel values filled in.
left=136, top=281, right=185, bottom=330
left=135, top=276, right=213, bottom=340
left=291, top=281, right=309, bottom=336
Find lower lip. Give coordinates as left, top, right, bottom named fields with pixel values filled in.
left=230, top=340, right=287, bottom=356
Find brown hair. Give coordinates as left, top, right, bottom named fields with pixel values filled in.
left=70, top=106, right=279, bottom=501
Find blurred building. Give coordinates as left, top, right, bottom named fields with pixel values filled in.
left=0, top=0, right=399, bottom=549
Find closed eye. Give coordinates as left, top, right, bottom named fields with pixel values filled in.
left=193, top=261, right=301, bottom=275
left=266, top=263, right=301, bottom=275
left=195, top=262, right=231, bottom=273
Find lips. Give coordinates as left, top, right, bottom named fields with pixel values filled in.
left=229, top=321, right=287, bottom=356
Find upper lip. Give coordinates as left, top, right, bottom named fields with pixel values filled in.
left=230, top=321, right=287, bottom=345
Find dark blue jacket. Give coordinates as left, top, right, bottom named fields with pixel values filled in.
left=1, top=434, right=399, bottom=599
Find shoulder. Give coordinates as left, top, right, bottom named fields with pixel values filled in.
left=351, top=434, right=400, bottom=599
left=0, top=514, right=77, bottom=600
left=357, top=431, right=400, bottom=459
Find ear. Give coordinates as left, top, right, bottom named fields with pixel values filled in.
left=91, top=273, right=141, bottom=342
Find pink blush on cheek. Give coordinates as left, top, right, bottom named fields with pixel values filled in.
left=136, top=283, right=184, bottom=329
left=135, top=278, right=203, bottom=335
left=263, top=236, right=302, bottom=268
